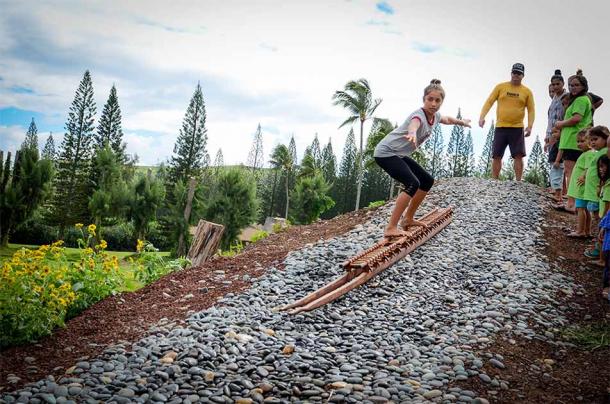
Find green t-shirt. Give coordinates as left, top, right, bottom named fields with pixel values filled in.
left=600, top=182, right=610, bottom=217
left=599, top=181, right=610, bottom=217
left=558, top=95, right=593, bottom=151
left=567, top=149, right=594, bottom=199
left=584, top=147, right=608, bottom=202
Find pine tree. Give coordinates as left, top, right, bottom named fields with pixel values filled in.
left=130, top=170, right=165, bottom=240
left=169, top=83, right=209, bottom=183
left=335, top=129, right=358, bottom=213
left=463, top=130, right=475, bottom=176
left=320, top=138, right=337, bottom=185
left=524, top=136, right=547, bottom=186
left=478, top=121, right=495, bottom=177
left=309, top=133, right=322, bottom=167
left=247, top=124, right=264, bottom=172
left=446, top=109, right=465, bottom=177
left=96, top=84, right=126, bottom=163
left=22, top=118, right=39, bottom=157
left=288, top=135, right=298, bottom=166
left=421, top=124, right=444, bottom=178
left=88, top=146, right=129, bottom=237
left=42, top=133, right=56, bottom=161
left=48, top=70, right=97, bottom=233
left=213, top=148, right=224, bottom=173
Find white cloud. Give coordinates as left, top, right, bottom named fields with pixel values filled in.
left=1, top=0, right=609, bottom=168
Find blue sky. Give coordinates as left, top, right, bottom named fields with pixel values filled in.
left=1, top=0, right=609, bottom=166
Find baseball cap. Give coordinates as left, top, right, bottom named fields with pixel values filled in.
left=511, top=63, right=525, bottom=75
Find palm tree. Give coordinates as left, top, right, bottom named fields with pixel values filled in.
left=332, top=79, right=382, bottom=211
left=269, top=144, right=294, bottom=219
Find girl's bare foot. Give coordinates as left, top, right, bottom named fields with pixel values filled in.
left=384, top=226, right=407, bottom=238
left=400, top=218, right=427, bottom=229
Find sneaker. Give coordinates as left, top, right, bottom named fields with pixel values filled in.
left=584, top=248, right=600, bottom=258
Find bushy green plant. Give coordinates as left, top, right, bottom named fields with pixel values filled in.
left=0, top=241, right=76, bottom=347
left=67, top=224, right=123, bottom=317
left=250, top=230, right=269, bottom=243
left=219, top=240, right=244, bottom=257
left=132, top=239, right=189, bottom=285
left=367, top=200, right=385, bottom=209
left=272, top=220, right=291, bottom=233
left=0, top=223, right=123, bottom=347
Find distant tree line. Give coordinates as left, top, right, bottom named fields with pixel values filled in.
left=0, top=72, right=549, bottom=254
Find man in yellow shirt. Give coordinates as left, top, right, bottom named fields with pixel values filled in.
left=479, top=62, right=535, bottom=181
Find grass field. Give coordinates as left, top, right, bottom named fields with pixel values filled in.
left=0, top=243, right=171, bottom=292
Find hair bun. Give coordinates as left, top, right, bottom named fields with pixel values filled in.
left=430, top=79, right=441, bottom=85
left=576, top=68, right=583, bottom=75
left=554, top=69, right=562, bottom=75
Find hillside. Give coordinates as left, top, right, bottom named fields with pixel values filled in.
left=1, top=178, right=608, bottom=403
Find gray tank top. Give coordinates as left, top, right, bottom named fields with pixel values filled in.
left=374, top=108, right=441, bottom=158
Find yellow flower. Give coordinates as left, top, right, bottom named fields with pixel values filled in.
left=136, top=239, right=145, bottom=253
left=99, top=240, right=108, bottom=250
left=75, top=223, right=84, bottom=229
left=87, top=224, right=96, bottom=236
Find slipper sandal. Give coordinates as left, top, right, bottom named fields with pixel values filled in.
left=566, top=232, right=587, bottom=239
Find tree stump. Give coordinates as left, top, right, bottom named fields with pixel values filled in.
left=187, top=220, right=225, bottom=267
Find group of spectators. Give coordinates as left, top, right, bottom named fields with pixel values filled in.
left=478, top=64, right=608, bottom=300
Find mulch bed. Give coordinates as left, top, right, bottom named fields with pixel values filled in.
left=0, top=207, right=378, bottom=393
left=453, top=197, right=610, bottom=403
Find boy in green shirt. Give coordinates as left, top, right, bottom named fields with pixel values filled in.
left=566, top=129, right=593, bottom=238
left=583, top=126, right=610, bottom=258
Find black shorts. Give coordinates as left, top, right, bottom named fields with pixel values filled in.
left=492, top=127, right=526, bottom=159
left=561, top=149, right=583, bottom=162
left=374, top=155, right=434, bottom=197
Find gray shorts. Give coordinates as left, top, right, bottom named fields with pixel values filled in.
left=549, top=163, right=564, bottom=190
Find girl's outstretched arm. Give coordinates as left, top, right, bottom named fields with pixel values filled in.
left=440, top=116, right=471, bottom=127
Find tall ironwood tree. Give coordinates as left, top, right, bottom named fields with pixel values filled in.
left=48, top=70, right=96, bottom=234
left=96, top=84, right=126, bottom=163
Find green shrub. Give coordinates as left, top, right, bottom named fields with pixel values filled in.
left=250, top=230, right=269, bottom=243
left=0, top=241, right=76, bottom=347
left=0, top=223, right=123, bottom=347
left=219, top=240, right=244, bottom=257
left=367, top=200, right=386, bottom=209
left=66, top=224, right=123, bottom=318
left=272, top=220, right=291, bottom=233
left=132, top=240, right=190, bottom=285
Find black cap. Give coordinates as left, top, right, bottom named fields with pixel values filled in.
left=511, top=63, right=525, bottom=74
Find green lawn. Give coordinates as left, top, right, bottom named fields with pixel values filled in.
left=0, top=243, right=170, bottom=292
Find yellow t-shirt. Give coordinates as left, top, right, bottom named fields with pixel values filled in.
left=480, top=82, right=535, bottom=128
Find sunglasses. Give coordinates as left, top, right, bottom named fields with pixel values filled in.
left=511, top=71, right=524, bottom=76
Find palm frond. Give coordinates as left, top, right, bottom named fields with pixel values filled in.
left=338, top=115, right=359, bottom=129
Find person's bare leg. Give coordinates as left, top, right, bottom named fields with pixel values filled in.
left=574, top=208, right=585, bottom=235
left=564, top=160, right=575, bottom=210
left=513, top=157, right=524, bottom=181
left=400, top=189, right=428, bottom=229
left=385, top=192, right=411, bottom=237
left=582, top=209, right=592, bottom=236
left=492, top=158, right=502, bottom=179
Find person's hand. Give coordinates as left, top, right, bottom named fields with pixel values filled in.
left=478, top=119, right=485, bottom=128
left=553, top=161, right=560, bottom=169
left=404, top=134, right=416, bottom=146
left=524, top=127, right=532, bottom=137
left=461, top=118, right=472, bottom=128
left=577, top=175, right=585, bottom=186
left=554, top=120, right=564, bottom=131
